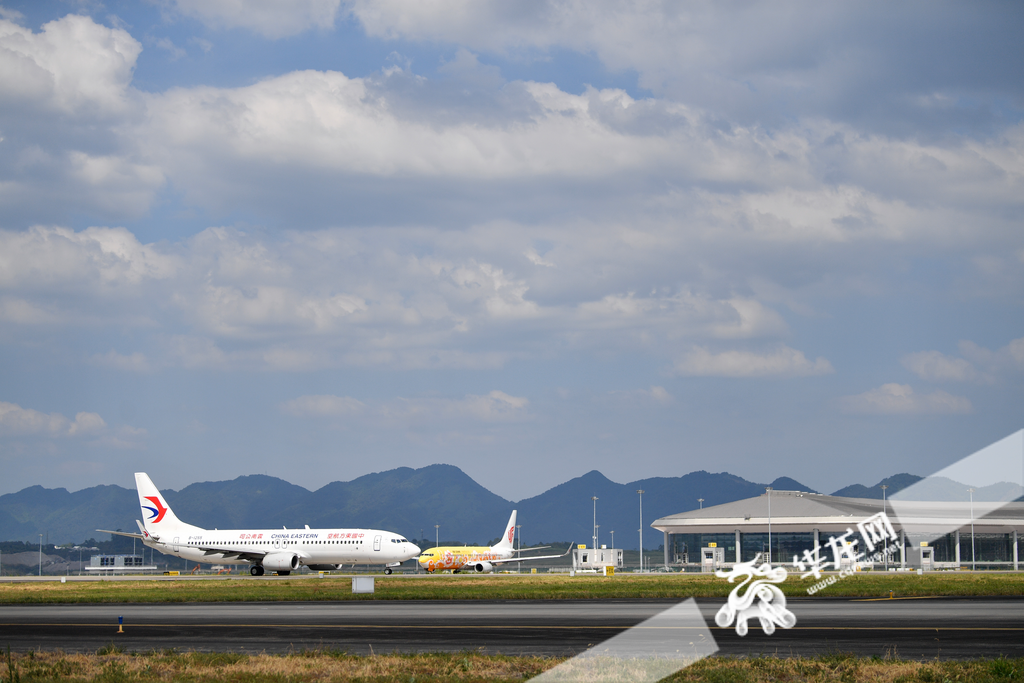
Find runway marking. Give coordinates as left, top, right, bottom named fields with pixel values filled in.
left=852, top=596, right=944, bottom=601
left=3, top=624, right=1024, bottom=631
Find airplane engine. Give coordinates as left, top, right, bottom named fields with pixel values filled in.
left=472, top=562, right=494, bottom=573
left=262, top=552, right=299, bottom=572
left=306, top=564, right=342, bottom=571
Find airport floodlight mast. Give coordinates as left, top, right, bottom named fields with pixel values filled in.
left=435, top=524, right=439, bottom=548
left=881, top=485, right=889, bottom=570
left=591, top=496, right=599, bottom=550
left=968, top=488, right=976, bottom=571
left=698, top=498, right=704, bottom=510
left=516, top=524, right=522, bottom=573
left=38, top=534, right=42, bottom=576
left=610, top=530, right=614, bottom=549
left=595, top=525, right=600, bottom=548
left=765, top=487, right=773, bottom=567
left=637, top=489, right=645, bottom=572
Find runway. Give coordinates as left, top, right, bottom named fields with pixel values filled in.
left=1, top=598, right=1021, bottom=660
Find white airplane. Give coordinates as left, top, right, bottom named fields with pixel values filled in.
left=100, top=473, right=420, bottom=576
left=417, top=510, right=570, bottom=573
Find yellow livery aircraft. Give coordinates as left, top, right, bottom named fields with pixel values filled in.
left=418, top=510, right=569, bottom=573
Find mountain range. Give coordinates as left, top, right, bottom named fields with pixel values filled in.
left=0, top=465, right=931, bottom=548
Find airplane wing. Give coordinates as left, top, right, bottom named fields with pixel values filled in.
left=490, top=545, right=573, bottom=565
left=191, top=543, right=273, bottom=563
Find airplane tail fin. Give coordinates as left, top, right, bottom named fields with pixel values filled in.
left=494, top=510, right=517, bottom=551
left=135, top=472, right=199, bottom=537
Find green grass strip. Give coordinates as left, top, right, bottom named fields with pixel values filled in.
left=3, top=648, right=1023, bottom=682
left=1, top=572, right=1023, bottom=604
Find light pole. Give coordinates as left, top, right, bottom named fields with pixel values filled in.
left=516, top=524, right=522, bottom=573
left=637, top=489, right=645, bottom=572
left=38, top=534, right=43, bottom=577
left=968, top=488, right=976, bottom=571
left=610, top=531, right=614, bottom=549
left=434, top=525, right=439, bottom=548
left=698, top=498, right=704, bottom=510
left=591, top=496, right=599, bottom=550
left=595, top=525, right=600, bottom=548
left=765, top=487, right=773, bottom=567
left=880, top=485, right=889, bottom=571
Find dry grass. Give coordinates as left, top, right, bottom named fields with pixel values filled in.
left=4, top=648, right=550, bottom=682
left=3, top=648, right=1023, bottom=683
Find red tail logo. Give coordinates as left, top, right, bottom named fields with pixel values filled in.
left=143, top=496, right=168, bottom=523
left=508, top=526, right=514, bottom=543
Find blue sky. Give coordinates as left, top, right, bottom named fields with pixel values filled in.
left=0, top=0, right=1022, bottom=501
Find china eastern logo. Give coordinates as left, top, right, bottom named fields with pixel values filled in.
left=142, top=496, right=168, bottom=523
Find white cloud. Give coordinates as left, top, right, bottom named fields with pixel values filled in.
left=0, top=14, right=140, bottom=116
left=155, top=37, right=186, bottom=61
left=648, top=386, right=672, bottom=403
left=381, top=391, right=530, bottom=423
left=0, top=226, right=179, bottom=290
left=902, top=336, right=1024, bottom=384
left=902, top=350, right=979, bottom=383
left=67, top=412, right=106, bottom=435
left=281, top=394, right=365, bottom=417
left=674, top=346, right=834, bottom=378
left=607, top=386, right=673, bottom=404
left=458, top=390, right=530, bottom=420
left=838, top=383, right=973, bottom=415
left=284, top=390, right=530, bottom=424
left=525, top=249, right=554, bottom=267
left=170, top=0, right=342, bottom=39
left=345, top=3, right=1022, bottom=138
left=0, top=401, right=107, bottom=436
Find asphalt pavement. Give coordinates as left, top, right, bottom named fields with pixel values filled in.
left=1, top=598, right=1021, bottom=660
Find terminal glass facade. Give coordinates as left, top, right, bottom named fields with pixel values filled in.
left=738, top=532, right=815, bottom=564
left=669, top=533, right=736, bottom=563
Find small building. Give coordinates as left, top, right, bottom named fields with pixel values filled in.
left=572, top=545, right=623, bottom=571
left=87, top=554, right=154, bottom=573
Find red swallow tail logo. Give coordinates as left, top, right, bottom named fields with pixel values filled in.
left=143, top=496, right=168, bottom=523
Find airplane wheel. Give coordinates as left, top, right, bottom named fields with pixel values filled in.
left=384, top=568, right=392, bottom=575
left=251, top=566, right=265, bottom=576
left=277, top=571, right=290, bottom=576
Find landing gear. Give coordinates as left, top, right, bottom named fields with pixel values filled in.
left=384, top=567, right=393, bottom=575
left=277, top=570, right=290, bottom=576
left=250, top=565, right=265, bottom=576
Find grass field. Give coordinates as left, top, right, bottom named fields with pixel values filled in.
left=4, top=648, right=1024, bottom=682
left=1, top=572, right=1023, bottom=604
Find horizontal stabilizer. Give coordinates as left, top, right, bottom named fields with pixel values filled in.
left=97, top=528, right=145, bottom=540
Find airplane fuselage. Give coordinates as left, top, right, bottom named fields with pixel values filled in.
left=145, top=528, right=416, bottom=568
left=419, top=545, right=511, bottom=572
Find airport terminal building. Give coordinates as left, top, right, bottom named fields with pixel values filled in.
left=651, top=490, right=1023, bottom=571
